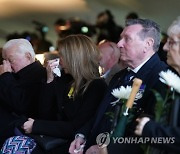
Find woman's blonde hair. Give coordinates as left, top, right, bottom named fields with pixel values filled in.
left=58, top=34, right=100, bottom=96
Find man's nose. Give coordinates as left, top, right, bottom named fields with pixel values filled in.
left=117, top=39, right=123, bottom=48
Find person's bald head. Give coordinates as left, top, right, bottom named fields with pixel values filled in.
left=98, top=41, right=120, bottom=72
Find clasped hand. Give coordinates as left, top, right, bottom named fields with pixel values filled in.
left=134, top=117, right=150, bottom=136
left=22, top=118, right=34, bottom=134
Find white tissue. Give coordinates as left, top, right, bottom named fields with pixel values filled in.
left=52, top=59, right=61, bottom=77
left=53, top=67, right=61, bottom=77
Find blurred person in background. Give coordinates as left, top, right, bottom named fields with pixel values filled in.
left=54, top=18, right=96, bottom=43
left=98, top=40, right=125, bottom=84
left=96, top=10, right=123, bottom=43
left=125, top=12, right=139, bottom=20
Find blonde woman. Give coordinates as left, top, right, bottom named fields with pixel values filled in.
left=22, top=34, right=107, bottom=153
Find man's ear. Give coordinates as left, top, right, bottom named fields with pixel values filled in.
left=144, top=37, right=154, bottom=53
left=146, top=37, right=154, bottom=49
left=25, top=52, right=34, bottom=63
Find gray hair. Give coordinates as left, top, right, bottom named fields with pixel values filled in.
left=126, top=18, right=161, bottom=52
left=2, top=38, right=35, bottom=59
left=167, top=17, right=180, bottom=36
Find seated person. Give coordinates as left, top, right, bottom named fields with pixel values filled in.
left=0, top=39, right=46, bottom=146
left=135, top=17, right=180, bottom=154
left=19, top=34, right=107, bottom=153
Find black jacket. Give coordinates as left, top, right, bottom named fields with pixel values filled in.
left=0, top=61, right=46, bottom=146
left=0, top=61, right=46, bottom=118
left=32, top=74, right=107, bottom=140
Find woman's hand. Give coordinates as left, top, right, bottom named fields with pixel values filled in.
left=134, top=117, right=150, bottom=136
left=46, top=59, right=59, bottom=83
left=22, top=118, right=35, bottom=134
left=69, top=135, right=86, bottom=154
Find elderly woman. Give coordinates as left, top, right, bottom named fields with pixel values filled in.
left=135, top=17, right=180, bottom=153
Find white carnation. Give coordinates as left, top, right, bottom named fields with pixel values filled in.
left=159, top=70, right=180, bottom=93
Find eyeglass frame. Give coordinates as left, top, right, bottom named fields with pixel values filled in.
left=165, top=38, right=180, bottom=49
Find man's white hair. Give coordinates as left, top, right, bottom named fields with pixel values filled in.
left=2, top=38, right=35, bottom=60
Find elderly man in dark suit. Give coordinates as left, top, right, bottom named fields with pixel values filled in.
left=0, top=38, right=46, bottom=146
left=69, top=19, right=168, bottom=154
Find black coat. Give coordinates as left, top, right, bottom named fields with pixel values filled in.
left=0, top=61, right=46, bottom=146
left=0, top=61, right=46, bottom=118
left=32, top=74, right=107, bottom=140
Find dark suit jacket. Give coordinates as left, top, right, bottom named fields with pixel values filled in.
left=81, top=53, right=168, bottom=153
left=32, top=74, right=107, bottom=140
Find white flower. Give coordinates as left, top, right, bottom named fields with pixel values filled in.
left=159, top=69, right=180, bottom=93
left=111, top=86, right=132, bottom=106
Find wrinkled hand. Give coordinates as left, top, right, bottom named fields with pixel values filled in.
left=85, top=145, right=100, bottom=154
left=22, top=118, right=34, bottom=134
left=46, top=59, right=59, bottom=83
left=134, top=117, right=150, bottom=136
left=69, top=137, right=85, bottom=154
left=0, top=60, right=12, bottom=75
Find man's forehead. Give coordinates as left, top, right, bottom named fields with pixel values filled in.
left=3, top=49, right=22, bottom=59
left=120, top=25, right=141, bottom=39
left=129, top=24, right=143, bottom=31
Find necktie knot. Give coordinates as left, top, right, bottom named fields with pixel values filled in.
left=126, top=70, right=135, bottom=79
left=123, top=70, right=135, bottom=86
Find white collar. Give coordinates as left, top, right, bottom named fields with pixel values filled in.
left=128, top=57, right=151, bottom=73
